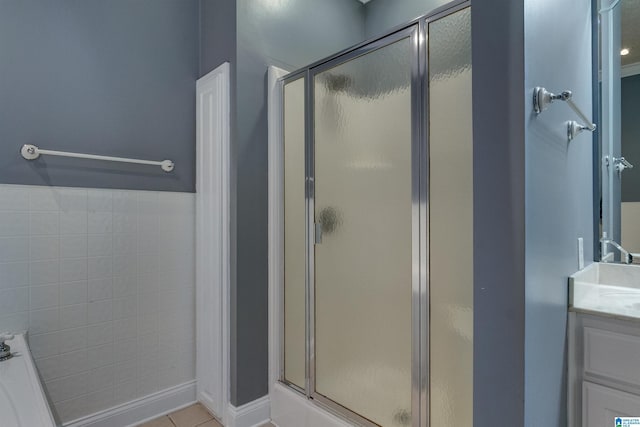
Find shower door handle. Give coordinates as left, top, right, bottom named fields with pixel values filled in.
left=314, top=223, right=323, bottom=244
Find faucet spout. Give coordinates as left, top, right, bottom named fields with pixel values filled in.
left=601, top=238, right=633, bottom=264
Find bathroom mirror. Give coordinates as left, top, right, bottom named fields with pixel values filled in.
left=596, top=0, right=640, bottom=262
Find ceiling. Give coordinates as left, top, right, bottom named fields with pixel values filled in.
left=622, top=0, right=640, bottom=65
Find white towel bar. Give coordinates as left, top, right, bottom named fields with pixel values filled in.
left=21, top=144, right=174, bottom=172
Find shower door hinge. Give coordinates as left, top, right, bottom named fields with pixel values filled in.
left=314, top=223, right=323, bottom=245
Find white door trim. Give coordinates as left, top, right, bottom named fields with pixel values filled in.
left=196, top=62, right=231, bottom=424
left=268, top=65, right=288, bottom=398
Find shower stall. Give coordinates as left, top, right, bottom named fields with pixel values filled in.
left=275, top=2, right=473, bottom=426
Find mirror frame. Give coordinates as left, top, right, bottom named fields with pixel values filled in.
left=592, top=0, right=628, bottom=263
left=592, top=0, right=601, bottom=262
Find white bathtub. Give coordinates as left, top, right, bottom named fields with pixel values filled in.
left=0, top=334, right=56, bottom=427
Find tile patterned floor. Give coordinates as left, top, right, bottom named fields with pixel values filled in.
left=137, top=403, right=276, bottom=427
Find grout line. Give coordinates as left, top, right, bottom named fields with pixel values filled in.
left=27, top=189, right=32, bottom=318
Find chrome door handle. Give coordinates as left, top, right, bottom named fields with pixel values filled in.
left=315, top=223, right=323, bottom=245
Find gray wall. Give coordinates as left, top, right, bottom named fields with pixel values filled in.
left=524, top=0, right=594, bottom=426
left=363, top=0, right=450, bottom=38
left=199, top=0, right=236, bottom=78
left=233, top=0, right=365, bottom=406
left=622, top=74, right=640, bottom=202
left=0, top=0, right=198, bottom=192
left=197, top=0, right=240, bottom=410
left=472, top=1, right=594, bottom=425
left=472, top=0, right=526, bottom=425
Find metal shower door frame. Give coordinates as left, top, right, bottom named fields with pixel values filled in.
left=277, top=2, right=471, bottom=426
left=307, top=25, right=420, bottom=427
left=279, top=69, right=309, bottom=397
left=419, top=5, right=472, bottom=427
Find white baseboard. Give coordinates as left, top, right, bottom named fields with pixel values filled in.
left=227, top=395, right=271, bottom=427
left=64, top=381, right=197, bottom=427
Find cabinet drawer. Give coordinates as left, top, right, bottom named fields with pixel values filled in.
left=584, top=327, right=640, bottom=386
left=583, top=381, right=640, bottom=427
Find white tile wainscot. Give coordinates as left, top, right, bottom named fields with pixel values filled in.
left=0, top=184, right=196, bottom=425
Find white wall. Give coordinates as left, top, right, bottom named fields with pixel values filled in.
left=0, top=184, right=195, bottom=424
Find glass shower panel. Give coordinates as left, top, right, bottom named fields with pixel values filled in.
left=313, top=36, right=413, bottom=426
left=283, top=77, right=306, bottom=389
left=428, top=7, right=473, bottom=427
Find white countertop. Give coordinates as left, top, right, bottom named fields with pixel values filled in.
left=570, top=262, right=640, bottom=321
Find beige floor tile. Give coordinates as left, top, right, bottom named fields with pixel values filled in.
left=195, top=420, right=224, bottom=427
left=169, top=403, right=214, bottom=427
left=137, top=416, right=175, bottom=427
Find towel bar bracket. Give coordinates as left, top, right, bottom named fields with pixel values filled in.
left=533, top=87, right=572, bottom=113
left=534, top=86, right=596, bottom=141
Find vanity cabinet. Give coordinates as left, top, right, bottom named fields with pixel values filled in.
left=569, top=312, right=640, bottom=426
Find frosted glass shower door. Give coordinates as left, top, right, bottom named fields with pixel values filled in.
left=283, top=76, right=307, bottom=389
left=428, top=7, right=473, bottom=427
left=312, top=31, right=415, bottom=427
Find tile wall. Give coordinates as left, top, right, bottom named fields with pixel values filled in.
left=0, top=184, right=196, bottom=423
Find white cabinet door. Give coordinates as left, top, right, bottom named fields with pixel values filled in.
left=583, top=381, right=640, bottom=427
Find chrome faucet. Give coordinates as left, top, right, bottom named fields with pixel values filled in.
left=0, top=333, right=14, bottom=361
left=601, top=238, right=633, bottom=264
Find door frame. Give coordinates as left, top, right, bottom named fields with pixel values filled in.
left=306, top=25, right=422, bottom=427
left=268, top=64, right=289, bottom=397
left=267, top=2, right=471, bottom=426
left=270, top=64, right=355, bottom=427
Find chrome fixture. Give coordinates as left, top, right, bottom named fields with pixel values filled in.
left=605, top=156, right=634, bottom=176
left=567, top=121, right=593, bottom=142
left=600, top=237, right=639, bottom=264
left=533, top=87, right=571, bottom=113
left=0, top=333, right=14, bottom=361
left=533, top=87, right=596, bottom=140
left=314, top=223, right=323, bottom=244
left=21, top=144, right=175, bottom=172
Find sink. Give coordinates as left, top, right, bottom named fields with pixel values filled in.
left=570, top=262, right=640, bottom=319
